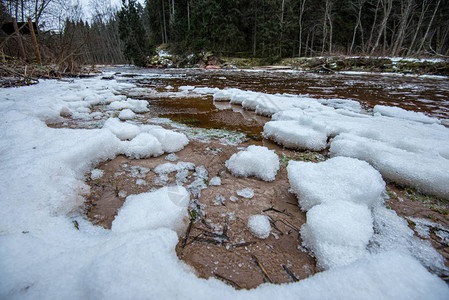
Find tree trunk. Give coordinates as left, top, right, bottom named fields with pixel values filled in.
left=407, top=0, right=428, bottom=56
left=12, top=18, right=26, bottom=60
left=161, top=0, right=168, bottom=43
left=298, top=0, right=306, bottom=57
left=28, top=17, right=42, bottom=64
left=417, top=0, right=440, bottom=54
left=392, top=0, right=413, bottom=56
left=371, top=0, right=392, bottom=55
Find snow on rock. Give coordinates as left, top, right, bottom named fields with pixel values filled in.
left=123, top=133, right=164, bottom=159
left=248, top=215, right=271, bottom=239
left=112, top=186, right=190, bottom=233
left=236, top=188, right=254, bottom=199
left=102, top=118, right=140, bottom=140
left=300, top=201, right=373, bottom=270
left=90, top=169, right=104, bottom=180
left=374, top=105, right=440, bottom=124
left=287, top=157, right=385, bottom=211
left=141, top=125, right=189, bottom=153
left=225, top=145, right=279, bottom=181
left=118, top=108, right=136, bottom=120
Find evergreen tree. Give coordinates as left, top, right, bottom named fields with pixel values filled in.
left=118, top=0, right=149, bottom=66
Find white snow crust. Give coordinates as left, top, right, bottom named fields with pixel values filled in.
left=225, top=145, right=280, bottom=181
left=1, top=75, right=448, bottom=299
left=287, top=157, right=447, bottom=275
left=183, top=86, right=449, bottom=200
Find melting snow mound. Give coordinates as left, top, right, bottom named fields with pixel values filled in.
left=301, top=201, right=373, bottom=270
left=288, top=157, right=385, bottom=210
left=225, top=145, right=279, bottom=181
left=248, top=215, right=271, bottom=239
left=123, top=133, right=164, bottom=159
left=103, top=118, right=140, bottom=140
left=112, top=186, right=190, bottom=233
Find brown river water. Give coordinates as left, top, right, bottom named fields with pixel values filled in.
left=84, top=67, right=449, bottom=288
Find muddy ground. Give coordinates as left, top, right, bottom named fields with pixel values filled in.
left=82, top=131, right=449, bottom=288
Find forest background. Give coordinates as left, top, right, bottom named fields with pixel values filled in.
left=1, top=0, right=448, bottom=69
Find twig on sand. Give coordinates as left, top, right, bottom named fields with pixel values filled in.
left=232, top=241, right=256, bottom=248
left=282, top=264, right=299, bottom=282
left=181, top=219, right=194, bottom=248
left=213, top=272, right=242, bottom=289
left=263, top=206, right=292, bottom=217
left=251, top=255, right=274, bottom=283
left=278, top=219, right=299, bottom=232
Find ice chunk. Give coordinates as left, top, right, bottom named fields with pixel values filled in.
left=301, top=201, right=373, bottom=270
left=141, top=125, right=189, bottom=153
left=118, top=109, right=136, bottom=120
left=248, top=215, right=271, bottom=239
left=209, top=176, right=221, bottom=186
left=213, top=195, right=226, bottom=205
left=103, top=118, right=140, bottom=140
left=329, top=133, right=449, bottom=200
left=112, top=186, right=190, bottom=233
left=154, top=162, right=195, bottom=174
left=374, top=105, right=440, bottom=124
left=124, top=133, right=164, bottom=159
left=90, top=169, right=104, bottom=180
left=136, top=179, right=147, bottom=185
left=287, top=157, right=385, bottom=210
left=263, top=120, right=328, bottom=151
left=236, top=188, right=254, bottom=199
left=225, top=145, right=279, bottom=181
left=165, top=153, right=179, bottom=162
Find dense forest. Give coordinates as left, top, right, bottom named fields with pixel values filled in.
left=1, top=0, right=448, bottom=67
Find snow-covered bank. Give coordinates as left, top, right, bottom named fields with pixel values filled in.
left=1, top=75, right=448, bottom=299
left=180, top=86, right=449, bottom=201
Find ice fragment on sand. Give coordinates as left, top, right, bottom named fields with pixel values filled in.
left=248, top=215, right=271, bottom=239
left=209, top=176, right=221, bottom=186
left=236, top=188, right=254, bottom=199
left=90, top=169, right=104, bottom=180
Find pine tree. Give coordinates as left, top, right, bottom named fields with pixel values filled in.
left=118, top=0, right=149, bottom=66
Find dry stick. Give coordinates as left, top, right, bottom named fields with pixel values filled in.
left=282, top=264, right=299, bottom=282
left=263, top=206, right=292, bottom=217
left=251, top=255, right=274, bottom=284
left=278, top=219, right=299, bottom=232
left=268, top=218, right=284, bottom=236
left=213, top=273, right=242, bottom=289
left=0, top=65, right=38, bottom=82
left=232, top=241, right=256, bottom=248
left=181, top=219, right=194, bottom=248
